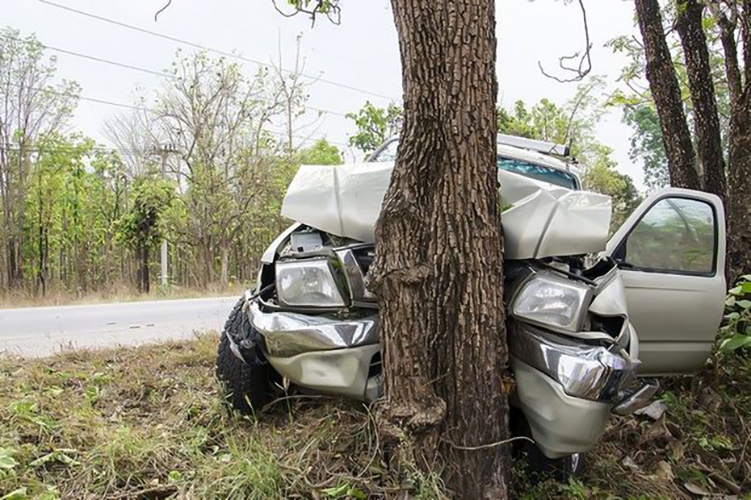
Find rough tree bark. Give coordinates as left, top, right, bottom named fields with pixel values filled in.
left=675, top=0, right=727, bottom=202
left=635, top=0, right=702, bottom=189
left=367, top=0, right=509, bottom=498
left=709, top=0, right=751, bottom=284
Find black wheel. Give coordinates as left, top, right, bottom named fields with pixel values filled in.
left=520, top=439, right=584, bottom=482
left=216, top=297, right=274, bottom=415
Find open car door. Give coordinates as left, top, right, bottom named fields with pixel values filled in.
left=604, top=188, right=726, bottom=376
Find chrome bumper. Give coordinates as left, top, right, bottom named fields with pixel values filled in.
left=247, top=300, right=379, bottom=357
left=508, top=322, right=637, bottom=402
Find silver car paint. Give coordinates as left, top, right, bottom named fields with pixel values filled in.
left=280, top=161, right=611, bottom=261
left=604, top=188, right=726, bottom=375
left=512, top=358, right=612, bottom=458
left=265, top=344, right=381, bottom=402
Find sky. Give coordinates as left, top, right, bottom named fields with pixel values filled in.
left=5, top=0, right=644, bottom=187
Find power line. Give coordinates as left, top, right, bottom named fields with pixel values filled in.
left=7, top=35, right=351, bottom=119
left=6, top=82, right=349, bottom=148
left=38, top=0, right=398, bottom=102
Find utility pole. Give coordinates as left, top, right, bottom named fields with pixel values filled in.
left=152, top=144, right=178, bottom=288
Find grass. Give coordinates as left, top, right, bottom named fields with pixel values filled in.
left=0, top=334, right=441, bottom=500
left=0, top=283, right=249, bottom=310
left=1, top=336, right=751, bottom=499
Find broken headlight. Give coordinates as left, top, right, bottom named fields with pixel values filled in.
left=511, top=271, right=593, bottom=333
left=276, top=259, right=347, bottom=308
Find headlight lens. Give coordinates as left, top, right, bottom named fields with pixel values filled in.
left=276, top=259, right=347, bottom=308
left=512, top=271, right=592, bottom=332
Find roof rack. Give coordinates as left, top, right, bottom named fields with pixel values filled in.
left=498, top=134, right=570, bottom=157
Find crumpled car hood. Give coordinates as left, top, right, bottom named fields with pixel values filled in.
left=281, top=162, right=612, bottom=260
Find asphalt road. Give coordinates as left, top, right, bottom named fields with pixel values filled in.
left=0, top=296, right=238, bottom=358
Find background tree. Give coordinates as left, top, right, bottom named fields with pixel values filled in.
left=621, top=0, right=751, bottom=282
left=0, top=28, right=79, bottom=290
left=582, top=144, right=642, bottom=230
left=115, top=177, right=175, bottom=293
left=153, top=51, right=300, bottom=287
left=707, top=0, right=751, bottom=283
left=675, top=0, right=727, bottom=202
left=346, top=101, right=402, bottom=155
left=297, top=138, right=342, bottom=165
left=634, top=0, right=702, bottom=189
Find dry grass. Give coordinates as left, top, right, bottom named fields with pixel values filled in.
left=2, top=336, right=751, bottom=499
left=0, top=283, right=249, bottom=310
left=0, top=334, right=442, bottom=500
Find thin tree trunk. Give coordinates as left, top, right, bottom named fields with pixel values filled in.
left=676, top=0, right=727, bottom=202
left=220, top=245, right=230, bottom=289
left=368, top=0, right=509, bottom=497
left=635, top=0, right=701, bottom=189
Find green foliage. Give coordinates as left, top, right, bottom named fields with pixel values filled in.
left=346, top=101, right=402, bottom=154
left=499, top=77, right=607, bottom=164
left=719, top=275, right=751, bottom=352
left=582, top=144, right=642, bottom=231
left=607, top=13, right=731, bottom=192
left=115, top=177, right=175, bottom=251
left=298, top=138, right=342, bottom=165
left=621, top=103, right=669, bottom=190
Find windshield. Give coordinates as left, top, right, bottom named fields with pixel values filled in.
left=497, top=157, right=578, bottom=190
left=370, top=139, right=578, bottom=190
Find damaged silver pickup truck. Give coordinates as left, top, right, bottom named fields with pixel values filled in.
left=216, top=135, right=727, bottom=477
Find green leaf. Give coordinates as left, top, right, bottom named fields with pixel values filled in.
left=347, top=488, right=367, bottom=500
left=322, top=484, right=349, bottom=498
left=737, top=300, right=751, bottom=309
left=168, top=470, right=183, bottom=483
left=0, top=489, right=28, bottom=500
left=30, top=449, right=80, bottom=468
left=725, top=312, right=741, bottom=321
left=742, top=282, right=751, bottom=294
left=0, top=448, right=17, bottom=470
left=720, top=335, right=751, bottom=352
left=729, top=286, right=743, bottom=296
left=726, top=296, right=736, bottom=308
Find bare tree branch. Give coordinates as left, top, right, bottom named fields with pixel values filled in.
left=154, top=0, right=172, bottom=22
left=271, top=0, right=341, bottom=27
left=538, top=0, right=592, bottom=83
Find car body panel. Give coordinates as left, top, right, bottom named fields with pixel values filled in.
left=604, top=188, right=726, bottom=375
left=281, top=161, right=611, bottom=260
left=512, top=357, right=612, bottom=458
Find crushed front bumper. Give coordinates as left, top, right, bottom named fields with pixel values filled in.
left=247, top=300, right=379, bottom=357
left=243, top=297, right=654, bottom=457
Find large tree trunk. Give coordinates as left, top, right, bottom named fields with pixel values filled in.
left=368, top=0, right=509, bottom=498
left=726, top=91, right=751, bottom=284
left=675, top=0, right=727, bottom=202
left=635, top=0, right=701, bottom=189
left=711, top=1, right=751, bottom=284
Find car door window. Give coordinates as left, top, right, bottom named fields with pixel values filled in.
left=616, top=197, right=716, bottom=275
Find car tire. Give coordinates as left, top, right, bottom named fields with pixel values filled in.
left=511, top=408, right=585, bottom=482
left=522, top=440, right=584, bottom=482
left=215, top=297, right=274, bottom=415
